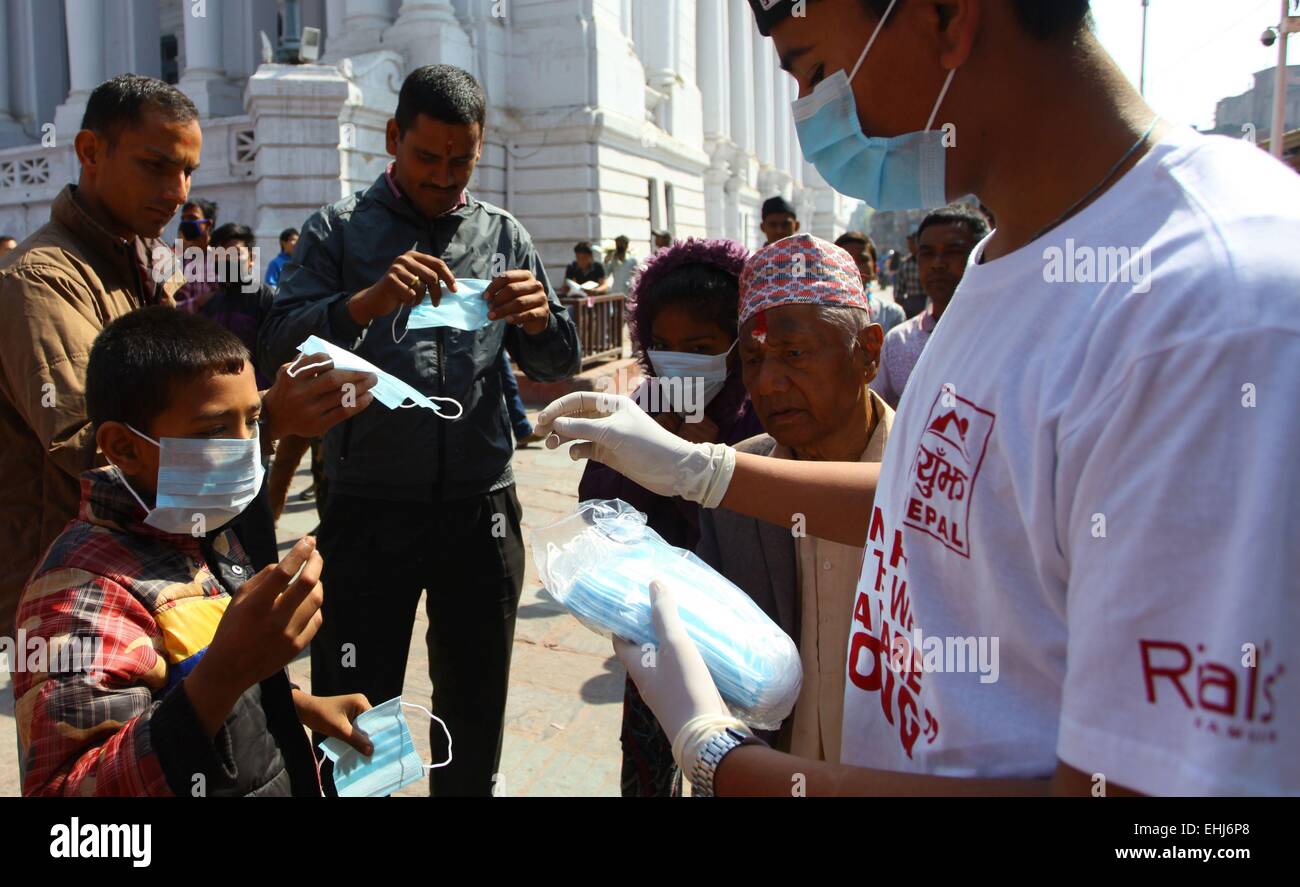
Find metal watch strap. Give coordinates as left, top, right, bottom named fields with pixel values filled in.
left=690, top=727, right=756, bottom=797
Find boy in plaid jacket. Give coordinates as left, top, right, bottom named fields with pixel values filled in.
left=13, top=307, right=373, bottom=796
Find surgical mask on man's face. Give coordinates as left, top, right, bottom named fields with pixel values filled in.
left=392, top=279, right=495, bottom=343
left=646, top=343, right=735, bottom=411
left=791, top=0, right=957, bottom=210
left=318, top=697, right=452, bottom=797
left=108, top=426, right=265, bottom=536
left=290, top=335, right=463, bottom=420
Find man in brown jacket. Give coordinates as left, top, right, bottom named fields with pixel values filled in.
left=0, top=75, right=378, bottom=637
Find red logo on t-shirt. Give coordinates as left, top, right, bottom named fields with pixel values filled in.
left=904, top=387, right=996, bottom=558
left=1140, top=639, right=1285, bottom=744
left=847, top=507, right=941, bottom=760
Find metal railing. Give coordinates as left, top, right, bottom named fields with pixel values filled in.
left=560, top=292, right=626, bottom=366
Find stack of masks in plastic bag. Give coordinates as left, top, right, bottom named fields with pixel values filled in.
left=532, top=499, right=801, bottom=731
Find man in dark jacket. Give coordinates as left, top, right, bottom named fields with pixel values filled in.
left=260, top=65, right=581, bottom=796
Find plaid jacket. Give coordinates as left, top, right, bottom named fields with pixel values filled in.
left=12, top=466, right=320, bottom=797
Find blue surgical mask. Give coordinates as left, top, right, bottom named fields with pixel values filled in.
left=289, top=336, right=463, bottom=420
left=318, top=697, right=452, bottom=797
left=792, top=0, right=956, bottom=210
left=646, top=343, right=734, bottom=410
left=393, top=279, right=495, bottom=342
left=109, top=426, right=265, bottom=536
left=534, top=500, right=802, bottom=731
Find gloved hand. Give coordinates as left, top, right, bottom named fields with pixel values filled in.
left=612, top=579, right=732, bottom=746
left=536, top=392, right=737, bottom=507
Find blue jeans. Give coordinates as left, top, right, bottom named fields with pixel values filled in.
left=499, top=353, right=532, bottom=438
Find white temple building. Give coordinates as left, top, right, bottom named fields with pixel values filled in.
left=0, top=0, right=861, bottom=279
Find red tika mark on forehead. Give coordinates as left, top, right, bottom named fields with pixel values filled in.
left=750, top=309, right=768, bottom=344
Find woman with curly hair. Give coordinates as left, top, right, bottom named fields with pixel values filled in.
left=577, top=236, right=764, bottom=797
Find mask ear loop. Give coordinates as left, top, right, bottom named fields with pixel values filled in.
left=286, top=352, right=335, bottom=378
left=925, top=68, right=957, bottom=132
left=402, top=701, right=454, bottom=772
left=430, top=396, right=464, bottom=420
left=311, top=701, right=455, bottom=794
left=392, top=304, right=412, bottom=345
left=106, top=425, right=160, bottom=518
left=849, top=0, right=900, bottom=82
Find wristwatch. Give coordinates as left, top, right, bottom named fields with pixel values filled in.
left=689, top=726, right=762, bottom=797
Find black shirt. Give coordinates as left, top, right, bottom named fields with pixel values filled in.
left=565, top=260, right=606, bottom=285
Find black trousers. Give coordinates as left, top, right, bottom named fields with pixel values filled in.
left=311, top=486, right=525, bottom=797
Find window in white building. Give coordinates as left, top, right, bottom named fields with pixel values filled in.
left=161, top=34, right=180, bottom=85
left=648, top=177, right=661, bottom=235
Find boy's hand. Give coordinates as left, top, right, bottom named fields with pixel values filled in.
left=185, top=537, right=325, bottom=737
left=262, top=356, right=378, bottom=440
left=294, top=691, right=374, bottom=755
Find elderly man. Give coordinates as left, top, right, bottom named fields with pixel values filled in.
left=871, top=205, right=988, bottom=409
left=696, top=234, right=891, bottom=764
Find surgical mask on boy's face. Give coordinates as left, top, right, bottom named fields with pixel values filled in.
left=791, top=0, right=957, bottom=210
left=108, top=425, right=265, bottom=536
left=646, top=343, right=734, bottom=413
left=289, top=335, right=463, bottom=420
left=392, top=279, right=495, bottom=343
left=318, top=697, right=452, bottom=797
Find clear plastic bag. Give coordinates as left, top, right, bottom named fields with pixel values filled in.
left=532, top=499, right=802, bottom=731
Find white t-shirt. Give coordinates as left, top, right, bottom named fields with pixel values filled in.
left=840, top=125, right=1300, bottom=795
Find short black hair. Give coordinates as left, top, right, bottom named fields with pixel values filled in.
left=183, top=198, right=218, bottom=224
left=210, top=223, right=255, bottom=250
left=80, top=74, right=198, bottom=147
left=862, top=0, right=1090, bottom=39
left=836, top=230, right=877, bottom=265
left=87, top=306, right=250, bottom=432
left=754, top=1, right=1091, bottom=40
left=916, top=204, right=991, bottom=244
left=0, top=235, right=15, bottom=243
left=761, top=196, right=797, bottom=220
left=279, top=227, right=299, bottom=243
left=574, top=241, right=593, bottom=255
left=634, top=263, right=741, bottom=363
left=395, top=65, right=486, bottom=134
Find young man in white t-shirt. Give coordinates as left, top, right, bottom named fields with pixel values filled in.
left=538, top=0, right=1299, bottom=796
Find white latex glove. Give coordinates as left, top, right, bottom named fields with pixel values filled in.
left=612, top=579, right=732, bottom=745
left=536, top=392, right=736, bottom=507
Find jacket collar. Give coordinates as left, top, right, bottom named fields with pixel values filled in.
left=78, top=465, right=203, bottom=552
left=50, top=185, right=185, bottom=304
